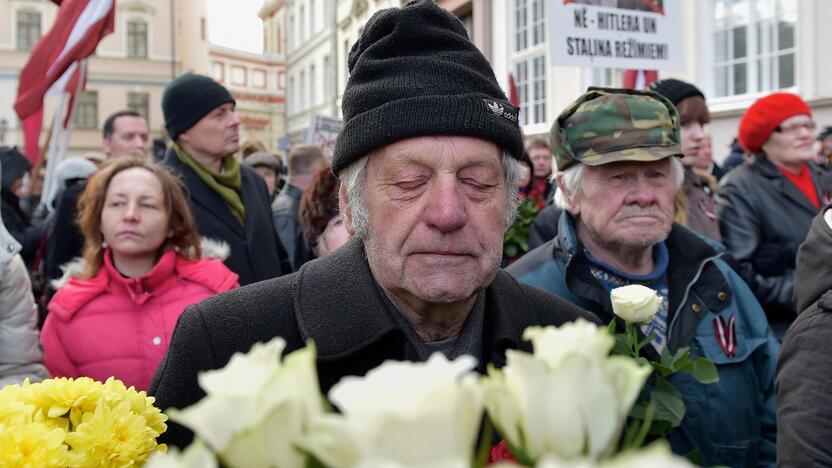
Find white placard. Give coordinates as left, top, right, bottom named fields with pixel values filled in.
left=303, top=114, right=343, bottom=160
left=548, top=0, right=683, bottom=70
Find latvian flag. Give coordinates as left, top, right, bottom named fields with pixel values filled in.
left=14, top=0, right=115, bottom=164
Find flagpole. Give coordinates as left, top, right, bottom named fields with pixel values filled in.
left=40, top=92, right=68, bottom=213
left=41, top=59, right=86, bottom=213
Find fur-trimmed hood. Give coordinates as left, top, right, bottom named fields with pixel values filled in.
left=51, top=237, right=231, bottom=291
left=48, top=238, right=237, bottom=321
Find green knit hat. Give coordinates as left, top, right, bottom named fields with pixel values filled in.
left=162, top=73, right=236, bottom=140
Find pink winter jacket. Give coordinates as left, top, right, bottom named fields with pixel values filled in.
left=41, top=248, right=239, bottom=391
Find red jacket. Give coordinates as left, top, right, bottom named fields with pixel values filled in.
left=41, top=249, right=238, bottom=390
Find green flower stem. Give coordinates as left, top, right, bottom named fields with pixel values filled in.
left=474, top=414, right=495, bottom=468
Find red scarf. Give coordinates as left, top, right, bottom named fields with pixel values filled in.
left=779, top=164, right=820, bottom=209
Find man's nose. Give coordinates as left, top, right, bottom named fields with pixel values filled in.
left=229, top=112, right=241, bottom=127
left=423, top=177, right=467, bottom=232
left=625, top=179, right=659, bottom=206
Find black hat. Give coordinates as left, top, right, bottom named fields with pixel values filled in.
left=648, top=79, right=705, bottom=106
left=332, top=0, right=522, bottom=175
left=162, top=73, right=236, bottom=140
left=818, top=126, right=832, bottom=141
left=0, top=146, right=31, bottom=192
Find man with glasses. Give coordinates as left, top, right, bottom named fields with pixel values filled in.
left=716, top=92, right=832, bottom=339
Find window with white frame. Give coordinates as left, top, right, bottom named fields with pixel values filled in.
left=16, top=10, right=41, bottom=51
left=127, top=20, right=148, bottom=58
left=300, top=5, right=306, bottom=43
left=73, top=91, right=98, bottom=129
left=590, top=68, right=624, bottom=87
left=323, top=55, right=333, bottom=100
left=713, top=0, right=796, bottom=98
left=127, top=92, right=149, bottom=123
left=310, top=64, right=317, bottom=107
left=289, top=76, right=295, bottom=114
left=300, top=70, right=306, bottom=112
left=512, top=0, right=546, bottom=127
left=310, top=0, right=316, bottom=35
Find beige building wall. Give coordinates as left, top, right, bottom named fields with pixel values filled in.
left=0, top=0, right=210, bottom=159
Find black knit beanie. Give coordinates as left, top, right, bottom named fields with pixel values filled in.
left=648, top=78, right=704, bottom=106
left=162, top=73, right=236, bottom=140
left=332, top=0, right=522, bottom=175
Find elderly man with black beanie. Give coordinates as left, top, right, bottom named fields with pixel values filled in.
left=160, top=73, right=290, bottom=285
left=151, top=0, right=597, bottom=448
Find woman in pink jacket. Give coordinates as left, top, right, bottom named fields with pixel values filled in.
left=41, top=157, right=239, bottom=391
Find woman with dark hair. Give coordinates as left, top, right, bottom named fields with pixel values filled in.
left=716, top=93, right=832, bottom=338
left=41, top=158, right=239, bottom=390
left=299, top=168, right=350, bottom=258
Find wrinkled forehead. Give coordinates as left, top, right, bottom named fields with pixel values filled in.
left=369, top=135, right=504, bottom=172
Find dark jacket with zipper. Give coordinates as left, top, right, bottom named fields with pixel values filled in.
left=508, top=212, right=779, bottom=468
left=776, top=204, right=832, bottom=467
left=715, top=158, right=832, bottom=335
left=149, top=236, right=599, bottom=448
left=162, top=149, right=290, bottom=285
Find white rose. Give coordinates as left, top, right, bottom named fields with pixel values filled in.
left=301, top=354, right=482, bottom=468
left=610, top=285, right=660, bottom=324
left=483, top=320, right=651, bottom=462
left=167, top=338, right=323, bottom=468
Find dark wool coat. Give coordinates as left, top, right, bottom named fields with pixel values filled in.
left=162, top=149, right=290, bottom=285
left=150, top=237, right=599, bottom=448
left=776, top=204, right=832, bottom=467
left=716, top=158, right=832, bottom=336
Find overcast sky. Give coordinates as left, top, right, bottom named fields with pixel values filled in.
left=207, top=0, right=265, bottom=53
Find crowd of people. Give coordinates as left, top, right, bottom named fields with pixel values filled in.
left=2, top=0, right=832, bottom=466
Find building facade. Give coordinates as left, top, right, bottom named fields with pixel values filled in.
left=0, top=0, right=211, bottom=158
left=491, top=0, right=832, bottom=162
left=261, top=0, right=339, bottom=143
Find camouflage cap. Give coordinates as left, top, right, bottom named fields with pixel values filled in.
left=550, top=87, right=683, bottom=171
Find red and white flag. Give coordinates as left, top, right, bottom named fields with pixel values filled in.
left=13, top=0, right=114, bottom=163
left=623, top=70, right=658, bottom=90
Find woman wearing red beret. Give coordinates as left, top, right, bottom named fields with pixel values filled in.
left=716, top=93, right=832, bottom=339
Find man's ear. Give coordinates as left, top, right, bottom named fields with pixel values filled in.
left=555, top=173, right=580, bottom=216
left=338, top=183, right=356, bottom=235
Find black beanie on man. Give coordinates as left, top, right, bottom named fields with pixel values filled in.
left=162, top=73, right=236, bottom=140
left=332, top=0, right=523, bottom=175
left=648, top=78, right=704, bottom=106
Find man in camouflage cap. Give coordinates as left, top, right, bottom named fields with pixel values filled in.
left=508, top=87, right=778, bottom=466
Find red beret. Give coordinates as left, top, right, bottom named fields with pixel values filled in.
left=738, top=93, right=812, bottom=153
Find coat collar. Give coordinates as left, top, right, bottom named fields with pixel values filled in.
left=164, top=150, right=259, bottom=239
left=554, top=212, right=728, bottom=353
left=292, top=237, right=531, bottom=370
left=750, top=158, right=826, bottom=214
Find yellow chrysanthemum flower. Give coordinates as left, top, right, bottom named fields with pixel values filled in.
left=66, top=398, right=163, bottom=468
left=19, top=377, right=103, bottom=422
left=100, top=377, right=168, bottom=437
left=0, top=384, right=36, bottom=426
left=0, top=420, right=68, bottom=467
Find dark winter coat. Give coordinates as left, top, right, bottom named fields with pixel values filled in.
left=44, top=180, right=86, bottom=289
left=776, top=204, right=832, bottom=467
left=162, top=149, right=290, bottom=285
left=0, top=191, right=44, bottom=266
left=715, top=158, right=832, bottom=337
left=149, top=236, right=599, bottom=448
left=528, top=204, right=562, bottom=251
left=272, top=184, right=312, bottom=271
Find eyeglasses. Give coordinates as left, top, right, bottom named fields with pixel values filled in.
left=774, top=121, right=817, bottom=135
